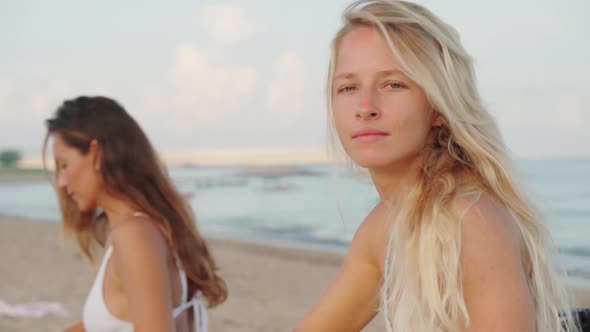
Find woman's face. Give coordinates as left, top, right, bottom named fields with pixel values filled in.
left=53, top=134, right=103, bottom=213
left=332, top=25, right=437, bottom=171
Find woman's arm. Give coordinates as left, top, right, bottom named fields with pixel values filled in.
left=295, top=206, right=387, bottom=331
left=111, top=219, right=176, bottom=332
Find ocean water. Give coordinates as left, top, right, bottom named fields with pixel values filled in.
left=0, top=159, right=589, bottom=283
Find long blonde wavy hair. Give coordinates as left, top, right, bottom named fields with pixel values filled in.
left=328, top=1, right=578, bottom=331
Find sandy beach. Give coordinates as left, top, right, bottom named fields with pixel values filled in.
left=0, top=216, right=387, bottom=332
left=1, top=215, right=589, bottom=332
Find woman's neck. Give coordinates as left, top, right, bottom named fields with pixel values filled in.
left=369, top=157, right=422, bottom=203
left=98, top=193, right=139, bottom=229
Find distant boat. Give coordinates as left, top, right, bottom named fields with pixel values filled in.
left=194, top=177, right=248, bottom=189
left=262, top=182, right=295, bottom=192
left=181, top=192, right=194, bottom=200
left=238, top=165, right=323, bottom=178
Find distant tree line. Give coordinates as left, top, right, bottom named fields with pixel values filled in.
left=0, top=149, right=22, bottom=168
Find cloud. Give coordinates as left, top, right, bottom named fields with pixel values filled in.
left=555, top=93, right=586, bottom=131
left=29, top=80, right=72, bottom=118
left=0, top=79, right=71, bottom=123
left=0, top=79, right=12, bottom=117
left=170, top=44, right=257, bottom=113
left=493, top=92, right=589, bottom=157
left=0, top=79, right=74, bottom=151
left=199, top=5, right=256, bottom=47
left=266, top=51, right=305, bottom=114
left=477, top=64, right=590, bottom=157
left=261, top=51, right=327, bottom=146
left=136, top=43, right=262, bottom=148
left=160, top=46, right=325, bottom=148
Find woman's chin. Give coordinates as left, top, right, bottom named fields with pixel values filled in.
left=346, top=147, right=394, bottom=168
left=350, top=154, right=396, bottom=170
left=77, top=201, right=95, bottom=214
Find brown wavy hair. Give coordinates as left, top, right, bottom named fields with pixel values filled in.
left=43, top=96, right=227, bottom=307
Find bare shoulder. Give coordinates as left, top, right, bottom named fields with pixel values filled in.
left=453, top=191, right=534, bottom=329
left=356, top=201, right=390, bottom=238
left=350, top=201, right=392, bottom=271
left=107, top=216, right=178, bottom=330
left=109, top=215, right=170, bottom=266
left=455, top=192, right=523, bottom=253
left=455, top=192, right=528, bottom=290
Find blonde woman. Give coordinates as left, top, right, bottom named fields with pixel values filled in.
left=296, top=1, right=580, bottom=331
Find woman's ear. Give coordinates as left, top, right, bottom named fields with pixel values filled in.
left=89, top=139, right=102, bottom=171
left=432, top=113, right=445, bottom=127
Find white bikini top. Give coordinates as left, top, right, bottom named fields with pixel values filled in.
left=82, top=245, right=208, bottom=332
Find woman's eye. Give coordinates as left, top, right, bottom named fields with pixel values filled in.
left=386, top=82, right=403, bottom=89
left=337, top=86, right=356, bottom=94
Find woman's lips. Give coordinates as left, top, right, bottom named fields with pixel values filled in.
left=352, top=129, right=389, bottom=142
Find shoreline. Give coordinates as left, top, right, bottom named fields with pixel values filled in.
left=2, top=216, right=590, bottom=331
left=6, top=213, right=590, bottom=281
left=0, top=215, right=385, bottom=331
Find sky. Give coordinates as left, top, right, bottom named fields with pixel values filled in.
left=1, top=0, right=589, bottom=159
